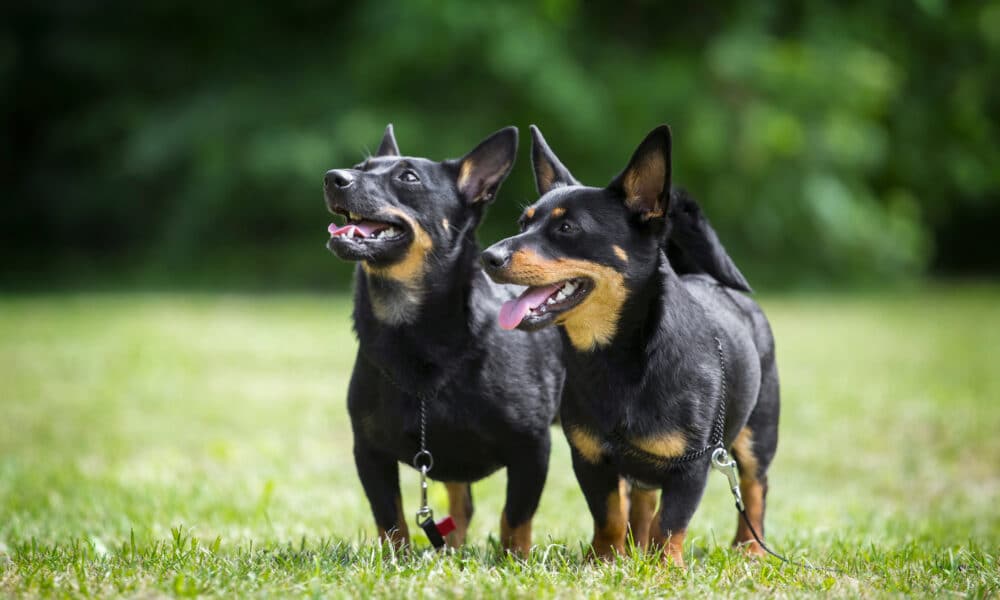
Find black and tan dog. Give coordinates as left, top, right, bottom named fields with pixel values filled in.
left=481, top=125, right=779, bottom=566
left=323, top=125, right=562, bottom=554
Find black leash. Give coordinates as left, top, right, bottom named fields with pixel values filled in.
left=370, top=357, right=460, bottom=549
left=703, top=338, right=843, bottom=575
left=711, top=448, right=842, bottom=574
left=411, top=390, right=456, bottom=549
left=739, top=509, right=842, bottom=574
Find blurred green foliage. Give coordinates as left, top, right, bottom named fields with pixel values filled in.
left=3, top=1, right=999, bottom=289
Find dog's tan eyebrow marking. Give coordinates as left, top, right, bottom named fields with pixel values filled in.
left=524, top=207, right=536, bottom=219
left=612, top=245, right=628, bottom=263
left=551, top=207, right=566, bottom=218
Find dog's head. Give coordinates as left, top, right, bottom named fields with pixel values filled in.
left=324, top=124, right=518, bottom=292
left=481, top=125, right=672, bottom=351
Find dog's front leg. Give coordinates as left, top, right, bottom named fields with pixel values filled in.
left=648, top=467, right=710, bottom=568
left=354, top=442, right=409, bottom=551
left=570, top=448, right=628, bottom=560
left=499, top=434, right=551, bottom=556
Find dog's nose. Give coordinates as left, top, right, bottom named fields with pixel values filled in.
left=324, top=169, right=355, bottom=189
left=481, top=247, right=510, bottom=271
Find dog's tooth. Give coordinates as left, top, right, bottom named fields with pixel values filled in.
left=385, top=227, right=399, bottom=237
left=546, top=297, right=557, bottom=305
left=563, top=282, right=577, bottom=295
left=555, top=290, right=568, bottom=301
left=349, top=212, right=360, bottom=221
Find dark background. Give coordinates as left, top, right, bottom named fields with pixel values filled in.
left=4, top=1, right=999, bottom=290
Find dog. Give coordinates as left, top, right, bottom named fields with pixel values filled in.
left=480, top=125, right=779, bottom=566
left=323, top=125, right=563, bottom=554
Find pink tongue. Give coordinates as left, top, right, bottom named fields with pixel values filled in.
left=328, top=221, right=387, bottom=238
left=498, top=283, right=563, bottom=330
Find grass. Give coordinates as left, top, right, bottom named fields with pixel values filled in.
left=1, top=286, right=998, bottom=598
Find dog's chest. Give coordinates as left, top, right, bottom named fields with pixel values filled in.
left=357, top=386, right=507, bottom=479
left=562, top=358, right=672, bottom=428
left=561, top=361, right=704, bottom=473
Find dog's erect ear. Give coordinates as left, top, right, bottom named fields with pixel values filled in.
left=376, top=123, right=400, bottom=157
left=609, top=125, right=672, bottom=220
left=453, top=126, right=518, bottom=204
left=530, top=125, right=578, bottom=196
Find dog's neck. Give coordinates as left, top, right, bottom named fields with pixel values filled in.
left=361, top=219, right=479, bottom=326
left=361, top=272, right=425, bottom=326
left=353, top=235, right=481, bottom=390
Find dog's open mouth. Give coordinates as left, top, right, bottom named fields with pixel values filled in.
left=498, top=278, right=593, bottom=331
left=328, top=210, right=407, bottom=242
left=326, top=208, right=412, bottom=262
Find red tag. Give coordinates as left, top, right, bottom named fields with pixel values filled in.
left=435, top=516, right=456, bottom=537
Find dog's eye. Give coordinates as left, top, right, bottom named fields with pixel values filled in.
left=398, top=170, right=420, bottom=183
left=558, top=222, right=574, bottom=233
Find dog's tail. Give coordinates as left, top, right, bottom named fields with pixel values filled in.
left=666, top=188, right=752, bottom=293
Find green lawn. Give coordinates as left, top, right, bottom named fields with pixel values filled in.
left=1, top=288, right=998, bottom=598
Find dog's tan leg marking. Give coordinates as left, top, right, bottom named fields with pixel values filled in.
left=500, top=511, right=532, bottom=556
left=731, top=427, right=767, bottom=556
left=648, top=504, right=686, bottom=567
left=445, top=482, right=473, bottom=548
left=628, top=486, right=659, bottom=549
left=591, top=478, right=628, bottom=560
left=377, top=494, right=410, bottom=552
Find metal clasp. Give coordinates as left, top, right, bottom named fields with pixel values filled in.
left=711, top=447, right=744, bottom=511
left=413, top=443, right=435, bottom=526
left=415, top=464, right=433, bottom=525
